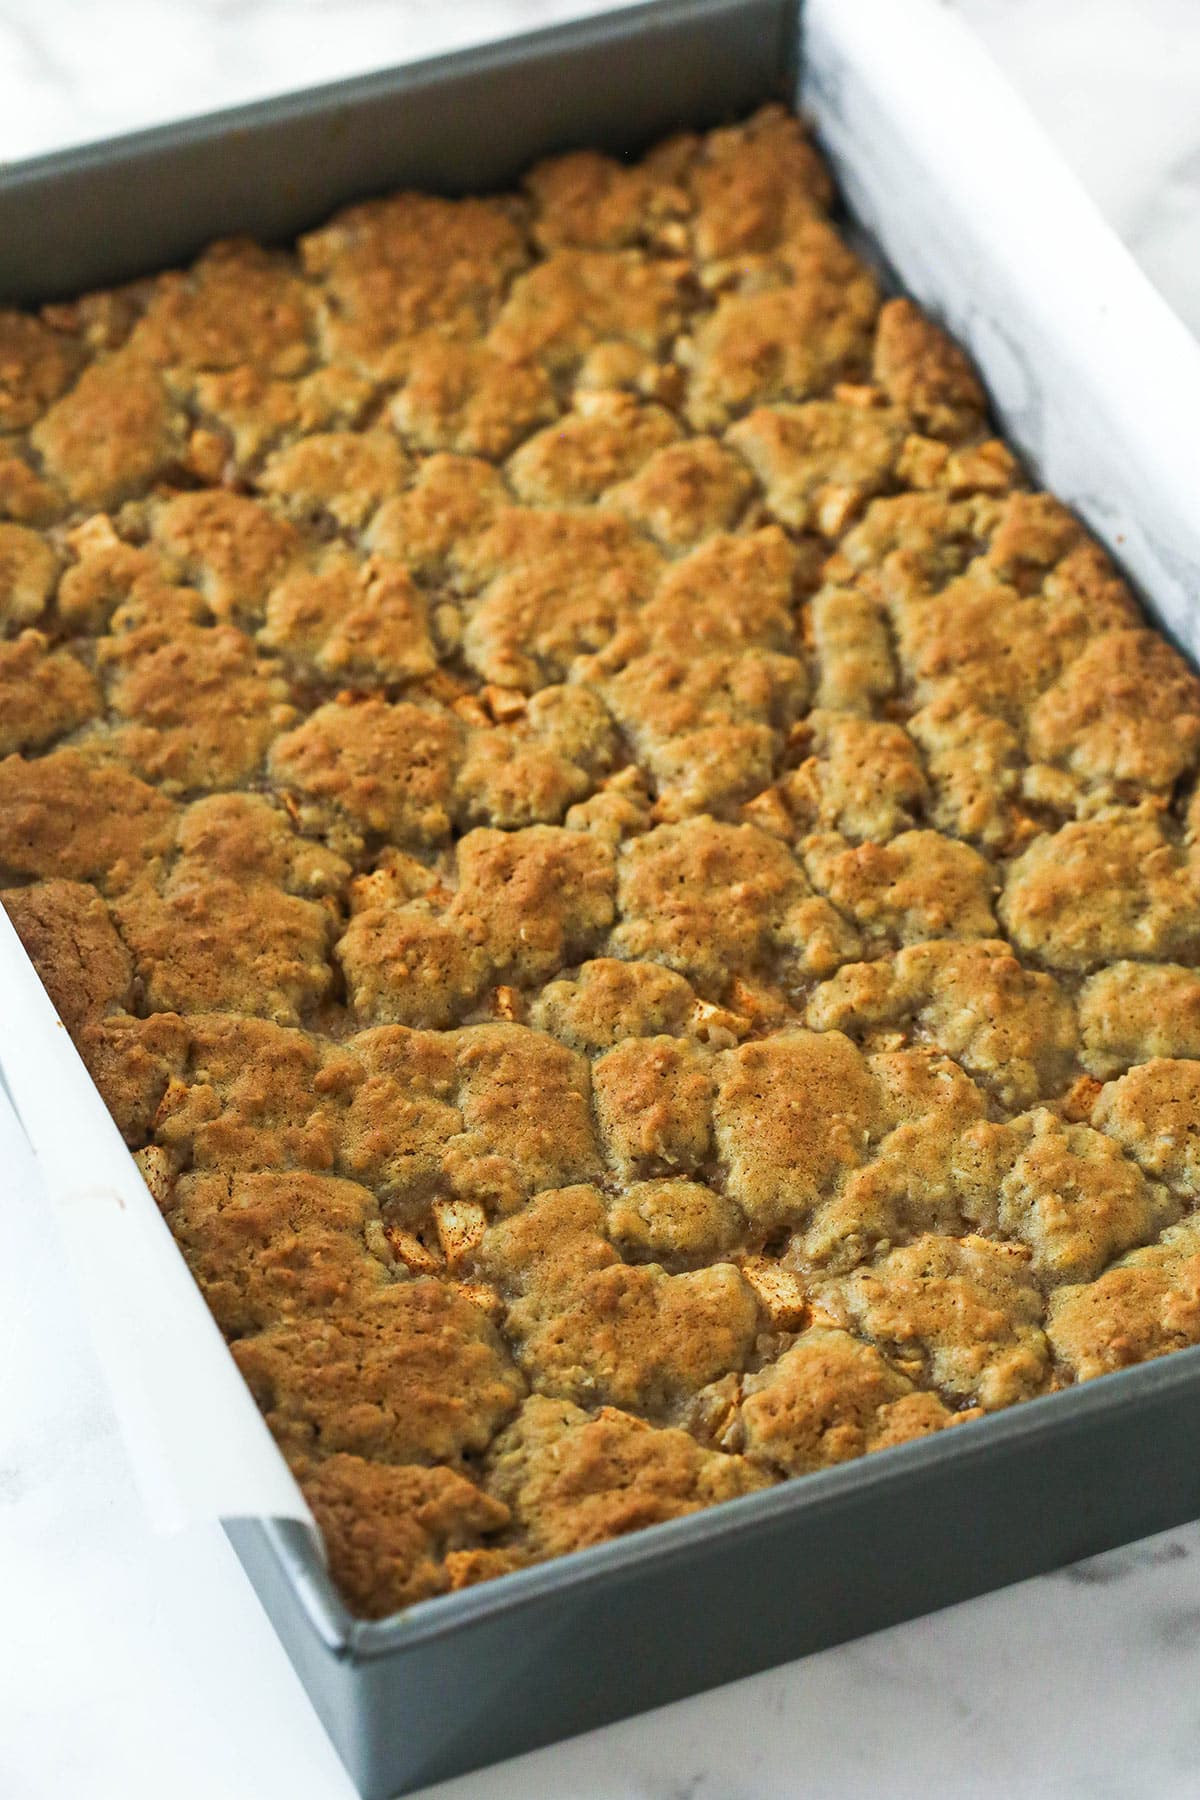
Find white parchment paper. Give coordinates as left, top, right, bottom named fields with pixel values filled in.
left=0, top=913, right=314, bottom=1532
left=802, top=0, right=1200, bottom=653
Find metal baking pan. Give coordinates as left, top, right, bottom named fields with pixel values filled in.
left=4, top=1, right=1200, bottom=1794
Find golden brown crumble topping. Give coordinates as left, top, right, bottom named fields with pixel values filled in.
left=4, top=104, right=1199, bottom=1619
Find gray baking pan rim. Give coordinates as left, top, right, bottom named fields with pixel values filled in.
left=0, top=0, right=794, bottom=302
left=239, top=1344, right=1200, bottom=1661
left=222, top=1339, right=1200, bottom=1791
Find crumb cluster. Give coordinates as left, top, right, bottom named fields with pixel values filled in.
left=4, top=106, right=1200, bottom=1619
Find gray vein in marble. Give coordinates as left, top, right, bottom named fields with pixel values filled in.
left=1064, top=1537, right=1190, bottom=1586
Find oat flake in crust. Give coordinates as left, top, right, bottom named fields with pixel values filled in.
left=4, top=104, right=1200, bottom=1619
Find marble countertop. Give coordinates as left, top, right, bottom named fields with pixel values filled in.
left=2, top=4, right=1200, bottom=1797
